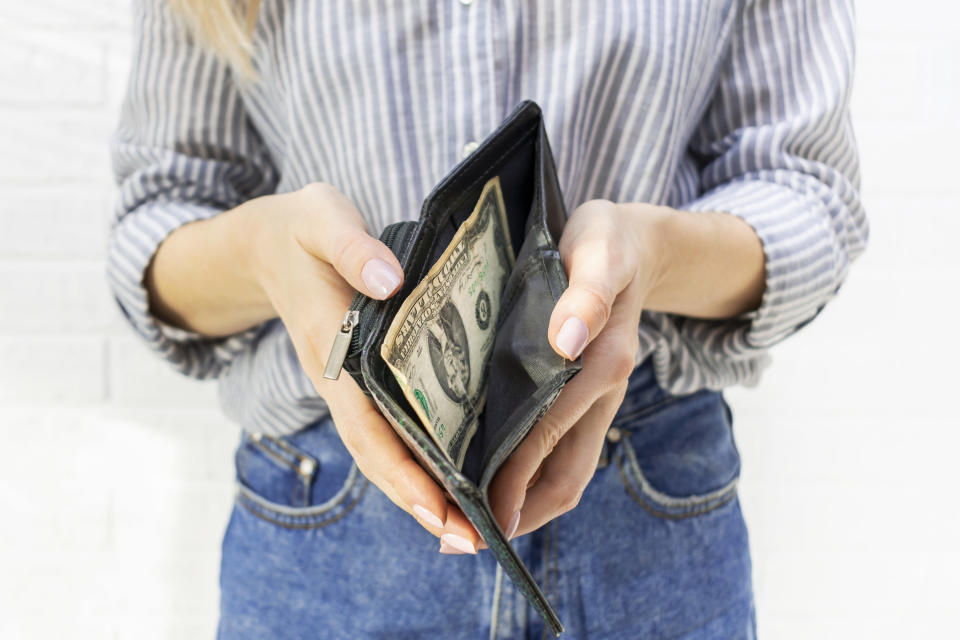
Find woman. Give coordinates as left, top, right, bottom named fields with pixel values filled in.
left=108, top=1, right=867, bottom=637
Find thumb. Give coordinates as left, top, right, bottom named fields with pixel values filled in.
left=548, top=234, right=634, bottom=360
left=294, top=183, right=405, bottom=300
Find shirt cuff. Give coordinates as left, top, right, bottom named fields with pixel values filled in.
left=683, top=178, right=845, bottom=353
left=106, top=200, right=262, bottom=380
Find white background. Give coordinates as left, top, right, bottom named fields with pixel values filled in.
left=0, top=1, right=957, bottom=638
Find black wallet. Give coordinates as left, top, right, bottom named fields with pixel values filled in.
left=324, top=101, right=579, bottom=636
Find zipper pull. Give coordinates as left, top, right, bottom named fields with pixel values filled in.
left=323, top=310, right=360, bottom=380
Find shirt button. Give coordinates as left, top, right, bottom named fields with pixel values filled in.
left=459, top=0, right=474, bottom=5
left=606, top=427, right=622, bottom=443
left=461, top=140, right=480, bottom=159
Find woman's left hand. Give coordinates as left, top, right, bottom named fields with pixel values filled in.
left=486, top=199, right=673, bottom=541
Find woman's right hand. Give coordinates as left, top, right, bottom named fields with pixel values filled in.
left=242, top=183, right=481, bottom=554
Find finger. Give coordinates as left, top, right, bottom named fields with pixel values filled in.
left=513, top=388, right=625, bottom=537
left=294, top=183, right=404, bottom=300
left=326, top=379, right=450, bottom=536
left=486, top=365, right=602, bottom=539
left=286, top=295, right=452, bottom=539
left=487, top=283, right=644, bottom=538
left=438, top=505, right=482, bottom=555
left=378, top=465, right=479, bottom=554
left=549, top=210, right=636, bottom=360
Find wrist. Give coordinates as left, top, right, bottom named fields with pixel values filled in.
left=621, top=203, right=766, bottom=318
left=222, top=196, right=280, bottom=319
left=616, top=201, right=675, bottom=305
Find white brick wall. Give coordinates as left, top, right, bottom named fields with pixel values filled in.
left=0, top=2, right=957, bottom=638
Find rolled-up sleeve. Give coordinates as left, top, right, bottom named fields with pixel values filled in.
left=681, top=0, right=869, bottom=355
left=107, top=0, right=278, bottom=379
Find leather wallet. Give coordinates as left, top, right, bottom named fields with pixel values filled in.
left=325, top=101, right=579, bottom=636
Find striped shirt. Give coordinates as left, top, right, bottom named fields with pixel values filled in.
left=108, top=0, right=868, bottom=436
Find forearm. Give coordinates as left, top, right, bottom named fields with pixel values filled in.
left=632, top=204, right=766, bottom=319
left=145, top=200, right=276, bottom=337
left=149, top=195, right=763, bottom=340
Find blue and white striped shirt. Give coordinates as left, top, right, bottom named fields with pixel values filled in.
left=108, top=0, right=868, bottom=436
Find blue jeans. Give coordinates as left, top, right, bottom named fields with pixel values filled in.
left=217, top=360, right=755, bottom=639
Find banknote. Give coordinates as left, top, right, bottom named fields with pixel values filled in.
left=381, top=177, right=515, bottom=468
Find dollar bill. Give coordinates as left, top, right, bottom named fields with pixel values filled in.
left=381, top=177, right=515, bottom=469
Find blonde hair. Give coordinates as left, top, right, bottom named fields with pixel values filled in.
left=168, top=0, right=262, bottom=78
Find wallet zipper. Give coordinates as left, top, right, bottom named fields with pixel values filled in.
left=322, top=309, right=359, bottom=380
left=322, top=221, right=417, bottom=383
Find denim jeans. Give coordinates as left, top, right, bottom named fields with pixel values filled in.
left=217, top=360, right=755, bottom=639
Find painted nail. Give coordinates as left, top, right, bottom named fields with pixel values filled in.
left=413, top=504, right=444, bottom=529
left=361, top=258, right=402, bottom=299
left=505, top=510, right=521, bottom=540
left=556, top=316, right=588, bottom=359
left=440, top=533, right=477, bottom=554
left=439, top=542, right=466, bottom=555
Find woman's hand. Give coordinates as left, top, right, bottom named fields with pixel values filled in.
left=148, top=182, right=482, bottom=553
left=487, top=198, right=765, bottom=541
left=249, top=184, right=483, bottom=553
left=485, top=199, right=665, bottom=540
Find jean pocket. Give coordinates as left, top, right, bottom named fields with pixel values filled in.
left=234, top=418, right=368, bottom=529
left=612, top=390, right=740, bottom=519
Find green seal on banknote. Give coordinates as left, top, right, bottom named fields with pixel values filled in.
left=381, top=177, right=515, bottom=469
left=414, top=389, right=430, bottom=419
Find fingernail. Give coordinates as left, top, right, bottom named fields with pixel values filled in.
left=505, top=510, right=521, bottom=540
left=361, top=258, right=402, bottom=299
left=439, top=542, right=466, bottom=555
left=440, top=533, right=477, bottom=554
left=556, top=316, right=588, bottom=359
left=413, top=504, right=444, bottom=529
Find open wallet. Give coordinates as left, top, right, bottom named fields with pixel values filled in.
left=323, top=101, right=579, bottom=636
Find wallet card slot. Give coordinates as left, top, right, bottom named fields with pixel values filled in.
left=477, top=237, right=573, bottom=490
left=420, top=126, right=539, bottom=277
